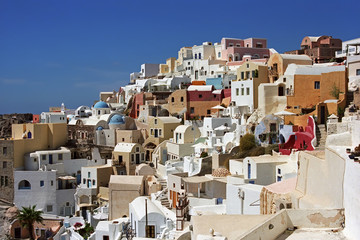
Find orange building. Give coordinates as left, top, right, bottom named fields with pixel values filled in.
left=286, top=65, right=347, bottom=124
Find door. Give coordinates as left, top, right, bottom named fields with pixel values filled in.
left=320, top=106, right=326, bottom=124
left=87, top=179, right=92, bottom=188
left=49, top=154, right=53, bottom=164
left=136, top=154, right=140, bottom=164
left=248, top=163, right=251, bottom=179
left=14, top=227, right=21, bottom=238
left=154, top=129, right=158, bottom=138
left=172, top=191, right=177, bottom=208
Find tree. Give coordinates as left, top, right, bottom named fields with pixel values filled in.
left=239, top=133, right=256, bottom=151
left=16, top=205, right=43, bottom=240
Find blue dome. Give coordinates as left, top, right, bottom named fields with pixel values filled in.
left=94, top=101, right=109, bottom=109
left=109, top=114, right=125, bottom=125
left=96, top=126, right=104, bottom=130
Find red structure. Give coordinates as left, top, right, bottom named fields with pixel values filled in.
left=279, top=116, right=316, bottom=155
left=32, top=114, right=40, bottom=123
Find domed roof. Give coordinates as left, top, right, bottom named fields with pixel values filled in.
left=96, top=126, right=104, bottom=130
left=109, top=114, right=125, bottom=124
left=94, top=101, right=109, bottom=109
left=212, top=168, right=231, bottom=177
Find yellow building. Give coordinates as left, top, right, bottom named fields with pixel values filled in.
left=113, top=143, right=146, bottom=175
left=0, top=123, right=67, bottom=202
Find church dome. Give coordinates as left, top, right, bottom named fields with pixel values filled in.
left=94, top=101, right=109, bottom=109
left=109, top=114, right=125, bottom=124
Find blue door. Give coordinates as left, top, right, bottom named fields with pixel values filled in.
left=248, top=163, right=251, bottom=179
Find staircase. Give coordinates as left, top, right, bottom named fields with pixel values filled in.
left=316, top=124, right=327, bottom=150
left=346, top=91, right=354, bottom=106
left=154, top=175, right=172, bottom=210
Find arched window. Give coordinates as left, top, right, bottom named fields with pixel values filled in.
left=18, top=180, right=31, bottom=190
left=180, top=97, right=184, bottom=102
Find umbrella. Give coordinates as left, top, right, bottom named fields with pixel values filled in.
left=274, top=110, right=296, bottom=116
left=212, top=105, right=225, bottom=110
left=212, top=105, right=226, bottom=117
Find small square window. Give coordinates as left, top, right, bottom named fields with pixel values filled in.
left=190, top=107, right=195, bottom=114
left=47, top=205, right=53, bottom=212
left=3, top=147, right=7, bottom=155
left=58, top=154, right=63, bottom=160
left=241, top=88, right=244, bottom=95
left=207, top=110, right=211, bottom=115
left=314, top=81, right=320, bottom=89
left=33, top=158, right=37, bottom=162
left=40, top=180, right=44, bottom=187
left=122, top=138, right=125, bottom=141
left=42, top=155, right=46, bottom=161
left=154, top=119, right=158, bottom=125
left=3, top=161, right=7, bottom=168
left=199, top=94, right=202, bottom=98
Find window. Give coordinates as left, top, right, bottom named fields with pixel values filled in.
left=236, top=88, right=239, bottom=96
left=247, top=64, right=249, bottom=68
left=83, top=178, right=86, bottom=184
left=1, top=176, right=4, bottom=186
left=194, top=54, right=197, bottom=59
left=136, top=147, right=140, bottom=152
left=199, top=94, right=202, bottom=98
left=3, top=161, right=7, bottom=168
left=278, top=168, right=281, bottom=174
left=180, top=96, right=184, bottom=102
left=207, top=110, right=211, bottom=115
left=150, top=129, right=154, bottom=135
left=131, top=154, right=135, bottom=163
left=40, top=180, right=44, bottom=187
left=33, top=158, right=37, bottom=162
left=199, top=53, right=202, bottom=59
left=51, top=180, right=54, bottom=186
left=241, top=72, right=244, bottom=79
left=218, top=52, right=221, bottom=58
left=252, top=71, right=255, bottom=78
left=118, top=155, right=123, bottom=163
left=47, top=205, right=53, bottom=212
left=190, top=107, right=194, bottom=114
left=93, top=180, right=96, bottom=186
left=241, top=88, right=244, bottom=95
left=314, top=81, right=320, bottom=89
left=187, top=62, right=190, bottom=65
left=229, top=43, right=233, bottom=47
left=246, top=88, right=250, bottom=95
left=141, top=153, right=145, bottom=162
left=171, top=97, right=174, bottom=102
left=88, top=172, right=91, bottom=178
left=41, top=155, right=46, bottom=161
left=356, top=69, right=360, bottom=76
left=159, top=129, right=162, bottom=136
left=154, top=119, right=158, bottom=125
left=3, top=147, right=7, bottom=155
left=58, top=154, right=63, bottom=160
left=122, top=138, right=125, bottom=141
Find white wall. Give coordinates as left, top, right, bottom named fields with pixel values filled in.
left=226, top=184, right=262, bottom=215
left=14, top=171, right=57, bottom=214
left=232, top=80, right=254, bottom=112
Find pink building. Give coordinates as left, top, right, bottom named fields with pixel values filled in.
left=221, top=37, right=271, bottom=62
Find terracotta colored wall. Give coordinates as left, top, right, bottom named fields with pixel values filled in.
left=188, top=101, right=220, bottom=119
left=287, top=75, right=321, bottom=108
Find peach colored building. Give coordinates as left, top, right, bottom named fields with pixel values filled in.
left=267, top=53, right=312, bottom=82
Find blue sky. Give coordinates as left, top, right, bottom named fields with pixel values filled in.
left=0, top=0, right=359, bottom=114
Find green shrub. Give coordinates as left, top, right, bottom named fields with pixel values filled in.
left=249, top=146, right=265, bottom=156
left=200, top=151, right=208, bottom=158
left=240, top=134, right=256, bottom=151
left=265, top=144, right=279, bottom=154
